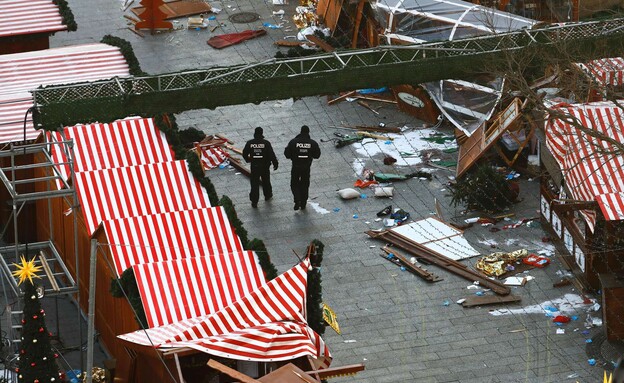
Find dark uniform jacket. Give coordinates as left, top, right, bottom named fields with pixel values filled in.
left=284, top=133, right=321, bottom=168
left=243, top=138, right=278, bottom=169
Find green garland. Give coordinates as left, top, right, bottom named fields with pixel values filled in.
left=306, top=240, right=325, bottom=336
left=247, top=238, right=278, bottom=280
left=110, top=268, right=148, bottom=328
left=100, top=35, right=146, bottom=76
left=218, top=195, right=250, bottom=247
left=52, top=0, right=77, bottom=32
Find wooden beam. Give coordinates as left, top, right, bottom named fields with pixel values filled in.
left=461, top=294, right=521, bottom=307
left=304, top=364, right=366, bottom=379
left=351, top=0, right=366, bottom=49
left=381, top=247, right=442, bottom=282
left=551, top=201, right=598, bottom=213
left=305, top=34, right=334, bottom=52
left=207, top=359, right=262, bottom=383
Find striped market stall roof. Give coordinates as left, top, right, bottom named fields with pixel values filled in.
left=75, top=160, right=211, bottom=235
left=48, top=117, right=173, bottom=185
left=133, top=252, right=265, bottom=327
left=576, top=57, right=624, bottom=87
left=119, top=260, right=332, bottom=369
left=194, top=144, right=229, bottom=170
left=101, top=207, right=243, bottom=276
left=0, top=43, right=129, bottom=144
left=546, top=101, right=624, bottom=231
left=0, top=0, right=67, bottom=37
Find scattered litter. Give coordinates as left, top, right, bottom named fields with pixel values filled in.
left=337, top=188, right=361, bottom=199
left=476, top=249, right=528, bottom=277
left=585, top=315, right=603, bottom=327
left=522, top=254, right=550, bottom=268
left=369, top=245, right=376, bottom=248
left=467, top=285, right=479, bottom=290
left=553, top=315, right=571, bottom=324
left=373, top=186, right=394, bottom=198
left=456, top=298, right=466, bottom=304
left=443, top=300, right=450, bottom=306
left=374, top=218, right=382, bottom=222
left=585, top=339, right=593, bottom=343
left=567, top=373, right=580, bottom=379
left=353, top=214, right=359, bottom=219
left=333, top=207, right=341, bottom=212
left=234, top=172, right=241, bottom=175
left=475, top=291, right=485, bottom=296
left=588, top=359, right=596, bottom=366
left=504, top=276, right=528, bottom=286
left=343, top=339, right=357, bottom=343
left=464, top=217, right=480, bottom=224
left=262, top=22, right=283, bottom=29
left=272, top=9, right=285, bottom=15
left=377, top=205, right=392, bottom=217
left=383, top=218, right=396, bottom=227
left=556, top=328, right=565, bottom=335
left=592, top=303, right=601, bottom=311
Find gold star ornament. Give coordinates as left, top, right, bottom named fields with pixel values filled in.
left=12, top=256, right=42, bottom=285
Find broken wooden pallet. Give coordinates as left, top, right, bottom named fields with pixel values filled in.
left=366, top=229, right=511, bottom=295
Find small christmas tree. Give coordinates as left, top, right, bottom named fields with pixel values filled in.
left=12, top=256, right=62, bottom=383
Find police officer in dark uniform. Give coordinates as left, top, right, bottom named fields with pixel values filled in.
left=243, top=127, right=278, bottom=208
left=284, top=125, right=321, bottom=211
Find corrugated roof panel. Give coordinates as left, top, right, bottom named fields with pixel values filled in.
left=0, top=0, right=67, bottom=37
left=102, top=207, right=244, bottom=276
left=0, top=43, right=130, bottom=144
left=546, top=101, right=624, bottom=231
left=49, top=117, right=174, bottom=184
left=74, top=160, right=212, bottom=235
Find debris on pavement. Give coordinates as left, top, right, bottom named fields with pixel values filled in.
left=380, top=247, right=442, bottom=282
left=461, top=294, right=521, bottom=307
left=475, top=249, right=528, bottom=277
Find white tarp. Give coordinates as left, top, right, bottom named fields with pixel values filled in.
left=374, top=0, right=536, bottom=44
left=422, top=78, right=504, bottom=136
left=391, top=217, right=480, bottom=260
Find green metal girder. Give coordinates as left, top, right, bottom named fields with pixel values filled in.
left=31, top=19, right=624, bottom=130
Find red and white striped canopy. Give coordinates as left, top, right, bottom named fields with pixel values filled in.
left=195, top=144, right=229, bottom=170
left=119, top=260, right=332, bottom=369
left=0, top=44, right=129, bottom=144
left=48, top=117, right=173, bottom=185
left=102, top=207, right=242, bottom=276
left=576, top=57, right=624, bottom=87
left=0, top=0, right=67, bottom=37
left=546, top=101, right=624, bottom=231
left=75, top=160, right=211, bottom=235
left=133, top=252, right=265, bottom=327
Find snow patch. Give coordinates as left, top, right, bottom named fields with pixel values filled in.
left=490, top=293, right=596, bottom=316
left=309, top=202, right=330, bottom=215
left=351, top=129, right=456, bottom=167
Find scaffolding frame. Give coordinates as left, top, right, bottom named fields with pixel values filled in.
left=0, top=134, right=83, bottom=375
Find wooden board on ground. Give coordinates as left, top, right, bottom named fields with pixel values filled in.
left=498, top=262, right=535, bottom=279
left=132, top=0, right=212, bottom=20
left=461, top=294, right=521, bottom=307
left=305, top=34, right=334, bottom=52
left=274, top=40, right=309, bottom=47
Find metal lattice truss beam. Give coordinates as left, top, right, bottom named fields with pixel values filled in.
left=31, top=17, right=624, bottom=129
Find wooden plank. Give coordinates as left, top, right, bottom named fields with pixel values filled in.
left=38, top=251, right=60, bottom=292
left=274, top=40, right=308, bottom=47
left=228, top=156, right=250, bottom=177
left=132, top=0, right=212, bottom=20
left=357, top=100, right=379, bottom=115
left=327, top=91, right=356, bottom=105
left=305, top=34, right=334, bottom=52
left=351, top=0, right=366, bottom=48
left=207, top=359, right=261, bottom=383
left=381, top=247, right=442, bottom=282
left=303, top=364, right=365, bottom=380
left=461, top=294, right=521, bottom=307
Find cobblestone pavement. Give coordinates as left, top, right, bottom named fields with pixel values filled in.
left=45, top=0, right=622, bottom=381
